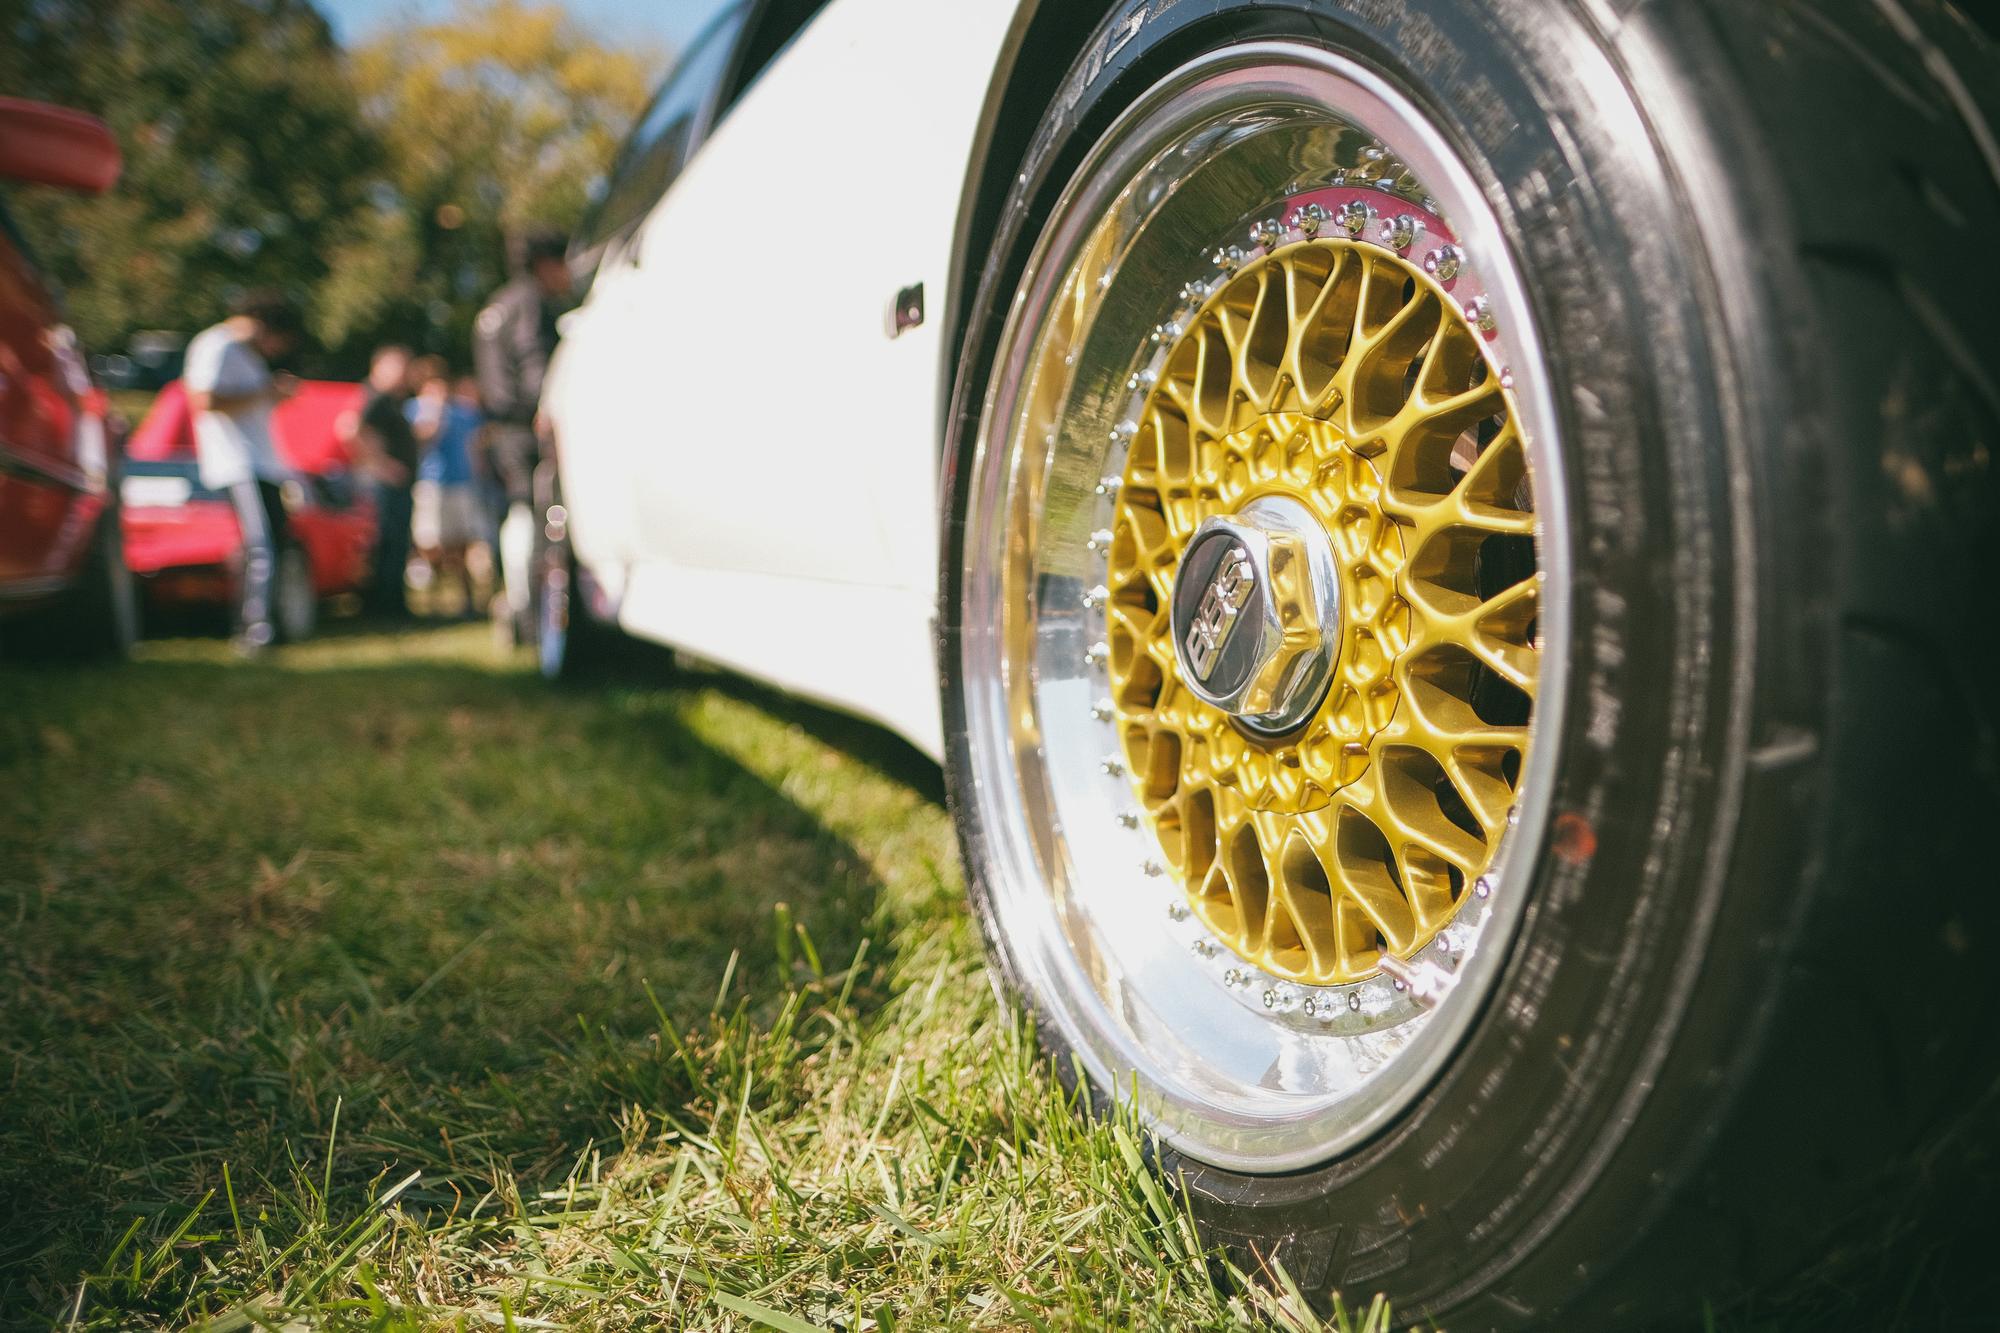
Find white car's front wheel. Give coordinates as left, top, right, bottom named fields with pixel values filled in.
left=938, top=0, right=1997, bottom=1324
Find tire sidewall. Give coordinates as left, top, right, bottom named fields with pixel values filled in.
left=275, top=544, right=317, bottom=644
left=536, top=547, right=570, bottom=680
left=939, top=0, right=1799, bottom=1318
left=97, top=498, right=140, bottom=656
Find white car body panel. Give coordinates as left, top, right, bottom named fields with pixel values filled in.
left=545, top=0, right=1025, bottom=760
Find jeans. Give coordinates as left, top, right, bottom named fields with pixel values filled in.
left=227, top=479, right=288, bottom=646
left=369, top=482, right=414, bottom=616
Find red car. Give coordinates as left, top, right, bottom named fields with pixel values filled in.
left=0, top=97, right=132, bottom=657
left=121, top=379, right=377, bottom=640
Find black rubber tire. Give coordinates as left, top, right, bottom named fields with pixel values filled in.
left=937, top=1, right=1999, bottom=1327
left=533, top=468, right=623, bottom=682
left=274, top=542, right=319, bottom=645
left=3, top=500, right=138, bottom=661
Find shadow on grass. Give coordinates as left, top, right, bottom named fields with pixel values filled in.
left=0, top=624, right=929, bottom=1325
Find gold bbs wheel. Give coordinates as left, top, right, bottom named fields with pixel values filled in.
left=953, top=40, right=1570, bottom=1170
left=939, top=0, right=2000, bottom=1313
left=1105, top=236, right=1536, bottom=985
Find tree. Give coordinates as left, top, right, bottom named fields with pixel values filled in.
left=0, top=0, right=381, bottom=361
left=323, top=1, right=662, bottom=361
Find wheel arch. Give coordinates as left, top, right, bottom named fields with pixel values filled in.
left=937, top=0, right=1126, bottom=456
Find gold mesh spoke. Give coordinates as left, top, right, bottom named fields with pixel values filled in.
left=1104, top=233, right=1540, bottom=986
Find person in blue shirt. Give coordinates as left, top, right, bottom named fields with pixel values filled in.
left=406, top=357, right=485, bottom=616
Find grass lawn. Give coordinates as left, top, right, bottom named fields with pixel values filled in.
left=0, top=623, right=1391, bottom=1331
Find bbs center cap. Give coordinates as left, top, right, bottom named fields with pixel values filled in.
left=1169, top=495, right=1341, bottom=736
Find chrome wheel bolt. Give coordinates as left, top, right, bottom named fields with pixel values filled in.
left=1290, top=202, right=1330, bottom=237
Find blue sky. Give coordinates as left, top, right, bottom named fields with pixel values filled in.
left=320, top=0, right=730, bottom=56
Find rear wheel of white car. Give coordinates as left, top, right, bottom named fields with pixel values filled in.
left=937, top=1, right=1997, bottom=1325
left=532, top=475, right=621, bottom=681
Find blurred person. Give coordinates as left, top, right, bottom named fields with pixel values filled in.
left=183, top=289, right=302, bottom=654
left=455, top=372, right=502, bottom=558
left=347, top=345, right=419, bottom=618
left=406, top=357, right=482, bottom=615
left=474, top=227, right=572, bottom=642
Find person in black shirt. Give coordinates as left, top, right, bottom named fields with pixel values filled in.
left=348, top=345, right=419, bottom=618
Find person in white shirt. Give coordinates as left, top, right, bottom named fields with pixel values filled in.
left=183, top=291, right=302, bottom=653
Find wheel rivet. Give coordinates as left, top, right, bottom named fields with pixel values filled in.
left=1249, top=218, right=1283, bottom=249
left=1117, top=810, right=1140, bottom=829
left=1083, top=640, right=1110, bottom=665
left=1082, top=584, right=1109, bottom=609
left=1302, top=996, right=1317, bottom=1017
left=1335, top=200, right=1372, bottom=237
left=1086, top=528, right=1114, bottom=552
left=1499, top=367, right=1516, bottom=390
left=1474, top=875, right=1494, bottom=899
left=1090, top=698, right=1114, bottom=722
left=1424, top=244, right=1462, bottom=282
left=1099, top=756, right=1125, bottom=776
left=1110, top=419, right=1138, bottom=443
left=1290, top=202, right=1330, bottom=237
left=1095, top=475, right=1121, bottom=497
left=1167, top=902, right=1189, bottom=921
left=1142, top=860, right=1165, bottom=878
left=1127, top=367, right=1157, bottom=392
left=1382, top=214, right=1419, bottom=251
left=1211, top=245, right=1246, bottom=271
left=1465, top=296, right=1496, bottom=333
left=1262, top=989, right=1278, bottom=1009
left=1347, top=991, right=1362, bottom=1012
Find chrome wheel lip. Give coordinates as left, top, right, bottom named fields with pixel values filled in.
left=958, top=42, right=1572, bottom=1171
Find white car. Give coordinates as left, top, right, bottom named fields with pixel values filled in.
left=540, top=1, right=1997, bottom=1324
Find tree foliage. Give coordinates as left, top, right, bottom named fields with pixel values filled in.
left=322, top=0, right=661, bottom=361
left=0, top=0, right=378, bottom=360
left=0, top=0, right=662, bottom=370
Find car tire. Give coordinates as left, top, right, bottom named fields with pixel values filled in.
left=937, top=1, right=1998, bottom=1326
left=11, top=499, right=138, bottom=661
left=533, top=474, right=620, bottom=681
left=273, top=542, right=318, bottom=644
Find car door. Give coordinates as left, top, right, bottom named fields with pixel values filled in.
left=551, top=5, right=752, bottom=578
left=615, top=0, right=1018, bottom=592
left=0, top=221, right=93, bottom=594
